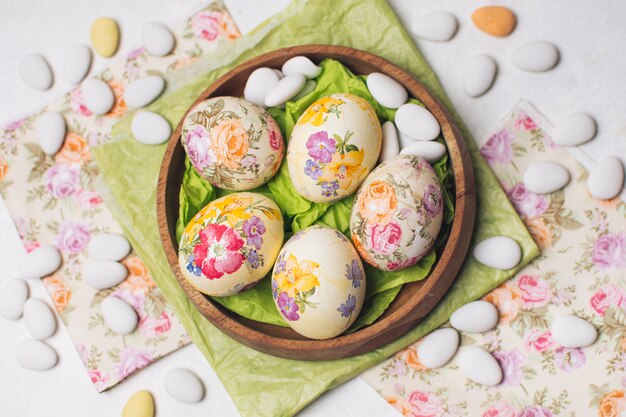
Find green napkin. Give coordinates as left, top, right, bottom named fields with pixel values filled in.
left=92, top=1, right=539, bottom=416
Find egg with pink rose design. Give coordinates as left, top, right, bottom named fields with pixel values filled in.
left=350, top=154, right=444, bottom=271
left=178, top=192, right=284, bottom=297
left=181, top=96, right=284, bottom=191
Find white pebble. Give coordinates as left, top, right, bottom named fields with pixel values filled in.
left=473, top=236, right=521, bottom=270
left=16, top=339, right=58, bottom=371
left=417, top=328, right=459, bottom=369
left=131, top=111, right=172, bottom=145
left=141, top=22, right=175, bottom=57
left=551, top=314, right=598, bottom=348
left=23, top=299, right=57, bottom=340
left=264, top=74, right=306, bottom=107
left=84, top=260, right=128, bottom=290
left=511, top=41, right=559, bottom=72
left=450, top=300, right=499, bottom=333
left=587, top=156, right=624, bottom=200
left=101, top=296, right=138, bottom=335
left=36, top=112, right=66, bottom=155
left=0, top=279, right=29, bottom=320
left=379, top=121, right=400, bottom=163
left=395, top=103, right=440, bottom=141
left=366, top=72, right=408, bottom=109
left=18, top=54, right=53, bottom=91
left=19, top=245, right=62, bottom=280
left=164, top=368, right=205, bottom=403
left=81, top=78, right=115, bottom=115
left=291, top=80, right=316, bottom=101
left=88, top=233, right=131, bottom=261
left=124, top=75, right=166, bottom=108
left=281, top=56, right=322, bottom=79
left=459, top=346, right=502, bottom=386
left=243, top=67, right=281, bottom=107
left=411, top=11, right=458, bottom=42
left=463, top=55, right=497, bottom=98
left=400, top=141, right=446, bottom=164
left=552, top=113, right=596, bottom=146
left=63, top=44, right=92, bottom=85
left=523, top=161, right=570, bottom=194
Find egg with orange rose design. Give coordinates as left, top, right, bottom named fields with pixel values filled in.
left=287, top=93, right=382, bottom=203
left=271, top=225, right=366, bottom=339
left=350, top=154, right=444, bottom=271
left=178, top=192, right=284, bottom=296
left=181, top=96, right=284, bottom=190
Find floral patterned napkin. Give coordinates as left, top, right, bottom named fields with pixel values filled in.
left=0, top=1, right=239, bottom=392
left=362, top=100, right=626, bottom=417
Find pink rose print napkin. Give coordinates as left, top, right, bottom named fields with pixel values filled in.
left=0, top=1, right=240, bottom=392
left=362, top=100, right=626, bottom=416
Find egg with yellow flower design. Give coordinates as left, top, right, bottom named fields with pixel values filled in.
left=178, top=192, right=284, bottom=296
left=287, top=93, right=382, bottom=203
left=271, top=226, right=366, bottom=339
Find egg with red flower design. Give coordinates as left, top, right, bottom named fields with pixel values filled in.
left=178, top=192, right=284, bottom=296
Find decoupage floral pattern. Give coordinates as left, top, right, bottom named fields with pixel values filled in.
left=363, top=101, right=626, bottom=416
left=0, top=1, right=239, bottom=392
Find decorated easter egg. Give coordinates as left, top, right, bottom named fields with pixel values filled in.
left=350, top=154, right=444, bottom=271
left=287, top=93, right=382, bottom=203
left=181, top=96, right=284, bottom=190
left=179, top=192, right=284, bottom=296
left=271, top=226, right=366, bottom=339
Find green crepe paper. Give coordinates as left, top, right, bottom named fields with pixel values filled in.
left=92, top=1, right=540, bottom=416
left=174, top=59, right=454, bottom=330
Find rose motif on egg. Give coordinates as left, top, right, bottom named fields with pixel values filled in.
left=181, top=96, right=284, bottom=190
left=350, top=154, right=444, bottom=272
left=178, top=192, right=284, bottom=297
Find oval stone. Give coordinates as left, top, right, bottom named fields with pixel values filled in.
left=400, top=140, right=446, bottom=164
left=450, top=300, right=499, bottom=333
left=417, top=328, right=459, bottom=369
left=16, top=339, right=58, bottom=371
left=411, top=11, right=458, bottom=42
left=551, top=314, right=598, bottom=348
left=122, top=390, right=155, bottom=417
left=88, top=233, right=131, bottom=261
left=471, top=6, right=516, bottom=37
left=473, top=236, right=521, bottom=270
left=81, top=78, right=115, bottom=115
left=101, top=296, right=138, bottom=335
left=164, top=368, right=205, bottom=403
left=18, top=54, right=53, bottom=91
left=36, top=112, right=66, bottom=155
left=141, top=22, right=175, bottom=57
left=379, top=121, right=400, bottom=163
left=395, top=103, right=440, bottom=141
left=264, top=74, right=306, bottom=107
left=90, top=17, right=120, bottom=57
left=63, top=44, right=92, bottom=85
left=84, top=260, right=128, bottom=290
left=553, top=113, right=597, bottom=146
left=281, top=56, right=322, bottom=79
left=19, top=245, right=62, bottom=280
left=23, top=299, right=57, bottom=340
left=512, top=41, right=559, bottom=72
left=523, top=161, right=570, bottom=194
left=588, top=156, right=624, bottom=200
left=463, top=55, right=497, bottom=98
left=459, top=346, right=502, bottom=386
left=124, top=75, right=166, bottom=108
left=366, top=72, right=408, bottom=109
left=0, top=278, right=29, bottom=320
left=244, top=67, right=281, bottom=107
left=131, top=111, right=172, bottom=145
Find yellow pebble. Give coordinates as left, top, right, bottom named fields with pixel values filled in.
left=90, top=17, right=120, bottom=58
left=122, top=390, right=154, bottom=417
left=471, top=6, right=517, bottom=38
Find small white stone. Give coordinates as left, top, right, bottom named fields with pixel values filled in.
left=450, top=300, right=499, bottom=333
left=463, top=55, right=497, bottom=98
left=473, top=236, right=521, bottom=270
left=552, top=113, right=596, bottom=146
left=511, top=41, right=559, bottom=72
left=141, top=22, right=175, bottom=57
left=63, top=44, right=92, bottom=85
left=281, top=56, right=322, bottom=79
left=84, top=260, right=128, bottom=290
left=400, top=141, right=446, bottom=164
left=366, top=72, right=408, bottom=109
left=243, top=67, right=281, bottom=107
left=36, top=112, right=66, bottom=155
left=411, top=11, right=458, bottom=42
left=131, top=111, right=172, bottom=145
left=264, top=74, right=306, bottom=107
left=552, top=314, right=598, bottom=348
left=18, top=54, right=53, bottom=91
left=379, top=121, right=400, bottom=163
left=459, top=346, right=502, bottom=386
left=88, top=233, right=131, bottom=261
left=523, top=161, right=570, bottom=194
left=417, top=328, right=459, bottom=369
left=124, top=75, right=166, bottom=108
left=588, top=156, right=624, bottom=200
left=101, top=296, right=138, bottom=335
left=0, top=279, right=29, bottom=320
left=395, top=103, right=440, bottom=141
left=81, top=78, right=115, bottom=115
left=164, top=368, right=205, bottom=403
left=291, top=80, right=316, bottom=101
left=23, top=299, right=57, bottom=340
left=16, top=339, right=58, bottom=371
left=19, top=245, right=62, bottom=280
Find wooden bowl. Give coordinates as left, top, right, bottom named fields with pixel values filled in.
left=157, top=45, right=476, bottom=360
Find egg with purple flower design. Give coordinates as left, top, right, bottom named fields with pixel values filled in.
left=287, top=93, right=382, bottom=203
left=271, top=225, right=366, bottom=339
left=178, top=192, right=284, bottom=296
